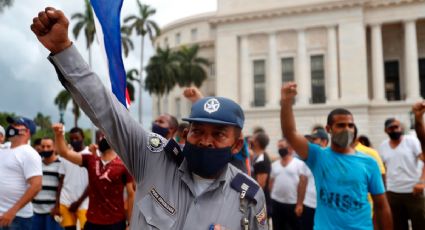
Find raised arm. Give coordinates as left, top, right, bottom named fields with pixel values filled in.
left=31, top=7, right=149, bottom=181
left=413, top=101, right=425, bottom=155
left=52, top=123, right=82, bottom=166
left=183, top=87, right=204, bottom=103
left=280, top=82, right=309, bottom=159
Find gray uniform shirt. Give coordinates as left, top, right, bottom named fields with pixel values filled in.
left=49, top=45, right=267, bottom=230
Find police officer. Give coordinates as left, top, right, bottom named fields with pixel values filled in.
left=31, top=7, right=267, bottom=230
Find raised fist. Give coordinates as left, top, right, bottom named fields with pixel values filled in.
left=281, top=82, right=298, bottom=102
left=412, top=101, right=425, bottom=118
left=183, top=87, right=203, bottom=103
left=30, top=7, right=72, bottom=54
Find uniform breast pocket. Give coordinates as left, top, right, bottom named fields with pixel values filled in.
left=137, top=190, right=178, bottom=229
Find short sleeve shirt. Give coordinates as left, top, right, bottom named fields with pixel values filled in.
left=82, top=154, right=133, bottom=225
left=0, top=145, right=42, bottom=218
left=378, top=135, right=423, bottom=193
left=306, top=143, right=385, bottom=229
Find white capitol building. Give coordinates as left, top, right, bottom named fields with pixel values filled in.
left=153, top=0, right=425, bottom=152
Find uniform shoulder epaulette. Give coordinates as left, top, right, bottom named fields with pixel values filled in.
left=163, top=139, right=184, bottom=166
left=230, top=173, right=260, bottom=202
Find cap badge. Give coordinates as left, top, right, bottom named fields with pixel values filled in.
left=204, top=98, right=220, bottom=114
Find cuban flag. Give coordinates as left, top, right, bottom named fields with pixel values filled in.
left=90, top=0, right=131, bottom=108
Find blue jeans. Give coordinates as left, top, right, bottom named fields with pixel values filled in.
left=31, top=213, right=63, bottom=230
left=0, top=216, right=32, bottom=230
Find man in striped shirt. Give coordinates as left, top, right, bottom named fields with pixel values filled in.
left=32, top=137, right=63, bottom=230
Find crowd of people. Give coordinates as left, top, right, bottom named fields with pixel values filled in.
left=1, top=6, right=425, bottom=230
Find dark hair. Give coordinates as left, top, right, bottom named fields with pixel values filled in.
left=166, top=114, right=179, bottom=130
left=384, top=118, right=396, bottom=129
left=33, top=138, right=42, bottom=146
left=177, top=122, right=189, bottom=133
left=327, top=108, right=353, bottom=126
left=70, top=127, right=84, bottom=138
left=253, top=126, right=265, bottom=135
left=312, top=124, right=325, bottom=132
left=254, top=132, right=269, bottom=149
left=358, top=135, right=371, bottom=147
left=41, top=136, right=54, bottom=143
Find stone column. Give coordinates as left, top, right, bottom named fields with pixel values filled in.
left=267, top=32, right=280, bottom=107
left=216, top=33, right=239, bottom=101
left=240, top=35, right=252, bottom=108
left=326, top=25, right=339, bottom=103
left=297, top=29, right=310, bottom=105
left=404, top=19, right=420, bottom=101
left=371, top=23, right=386, bottom=102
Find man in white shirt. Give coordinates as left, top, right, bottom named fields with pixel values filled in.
left=58, top=127, right=89, bottom=230
left=0, top=117, right=42, bottom=229
left=270, top=139, right=309, bottom=230
left=379, top=118, right=425, bottom=230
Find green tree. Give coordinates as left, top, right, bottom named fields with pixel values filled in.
left=0, top=112, right=16, bottom=128
left=176, top=45, right=209, bottom=87
left=0, top=0, right=13, bottom=13
left=71, top=0, right=96, bottom=66
left=123, top=1, right=160, bottom=123
left=121, top=27, right=134, bottom=58
left=126, top=68, right=140, bottom=102
left=144, top=47, right=179, bottom=114
left=33, top=112, right=52, bottom=130
left=54, top=90, right=80, bottom=127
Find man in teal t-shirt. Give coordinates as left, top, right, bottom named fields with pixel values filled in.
left=280, top=82, right=392, bottom=229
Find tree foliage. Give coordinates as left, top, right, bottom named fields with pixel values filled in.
left=0, top=0, right=13, bottom=13
left=71, top=0, right=96, bottom=49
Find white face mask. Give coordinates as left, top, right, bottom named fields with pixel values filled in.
left=331, top=130, right=354, bottom=149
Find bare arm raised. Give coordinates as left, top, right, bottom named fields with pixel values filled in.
left=280, top=82, right=309, bottom=159
left=413, top=101, right=425, bottom=155
left=183, top=87, right=203, bottom=103
left=52, top=123, right=83, bottom=166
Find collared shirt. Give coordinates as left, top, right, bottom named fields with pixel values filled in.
left=49, top=45, right=267, bottom=230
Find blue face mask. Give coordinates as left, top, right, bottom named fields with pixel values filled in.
left=152, top=123, right=169, bottom=138
left=182, top=142, right=233, bottom=178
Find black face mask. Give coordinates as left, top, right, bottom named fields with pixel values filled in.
left=70, top=140, right=83, bottom=152
left=182, top=142, right=233, bottom=178
left=152, top=123, right=169, bottom=138
left=98, top=138, right=111, bottom=153
left=278, top=148, right=289, bottom=158
left=5, top=126, right=24, bottom=139
left=40, top=151, right=54, bottom=158
left=388, top=131, right=402, bottom=140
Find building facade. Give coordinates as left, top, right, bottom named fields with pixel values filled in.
left=154, top=0, right=425, bottom=153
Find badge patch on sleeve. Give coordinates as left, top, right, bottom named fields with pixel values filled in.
left=256, top=205, right=267, bottom=225
left=147, top=133, right=165, bottom=152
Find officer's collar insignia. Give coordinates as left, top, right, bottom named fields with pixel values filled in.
left=256, top=205, right=267, bottom=225
left=150, top=187, right=176, bottom=215
left=204, top=98, right=220, bottom=114
left=230, top=173, right=259, bottom=201
left=148, top=133, right=165, bottom=152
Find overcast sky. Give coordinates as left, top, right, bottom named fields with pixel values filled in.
left=0, top=0, right=216, bottom=130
